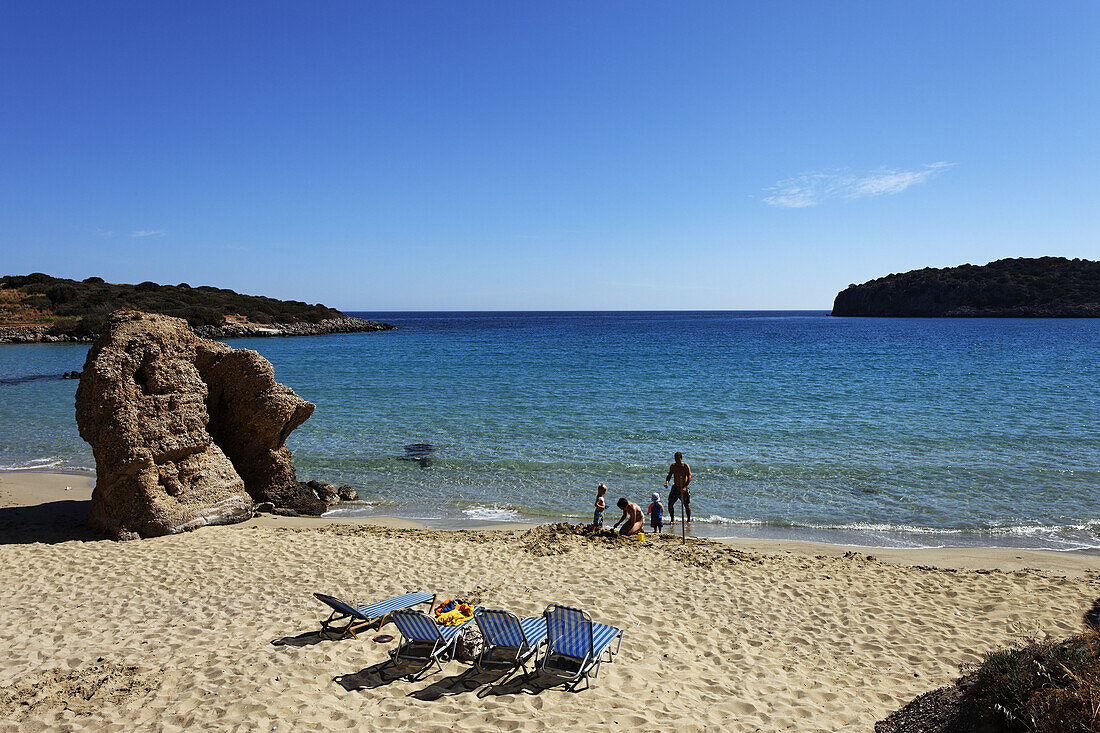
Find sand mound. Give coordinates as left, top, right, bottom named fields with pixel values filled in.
left=0, top=662, right=159, bottom=722
left=517, top=522, right=760, bottom=568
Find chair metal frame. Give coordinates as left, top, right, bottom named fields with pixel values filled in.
left=539, top=603, right=624, bottom=691
left=388, top=607, right=478, bottom=681
left=472, top=609, right=548, bottom=678
left=314, top=592, right=435, bottom=639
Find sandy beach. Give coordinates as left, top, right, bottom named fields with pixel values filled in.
left=2, top=472, right=1098, bottom=732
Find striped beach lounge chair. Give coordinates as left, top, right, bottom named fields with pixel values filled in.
left=314, top=592, right=435, bottom=639
left=472, top=608, right=548, bottom=677
left=540, top=604, right=623, bottom=690
left=388, top=607, right=480, bottom=680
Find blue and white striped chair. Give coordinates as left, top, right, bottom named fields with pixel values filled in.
left=314, top=591, right=435, bottom=639
left=540, top=604, right=623, bottom=690
left=472, top=609, right=548, bottom=677
left=388, top=607, right=479, bottom=680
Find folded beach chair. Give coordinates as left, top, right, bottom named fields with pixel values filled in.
left=388, top=607, right=480, bottom=680
left=314, top=591, right=435, bottom=639
left=539, top=604, right=623, bottom=690
left=472, top=608, right=548, bottom=678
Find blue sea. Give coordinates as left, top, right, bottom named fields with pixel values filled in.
left=1, top=311, right=1098, bottom=550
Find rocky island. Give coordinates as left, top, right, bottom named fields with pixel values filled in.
left=0, top=273, right=395, bottom=343
left=832, top=257, right=1100, bottom=317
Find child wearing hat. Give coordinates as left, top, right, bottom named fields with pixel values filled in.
left=647, top=492, right=665, bottom=533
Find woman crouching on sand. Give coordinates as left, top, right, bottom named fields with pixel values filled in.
left=612, top=497, right=644, bottom=536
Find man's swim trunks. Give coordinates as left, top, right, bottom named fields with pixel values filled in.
left=668, top=486, right=690, bottom=506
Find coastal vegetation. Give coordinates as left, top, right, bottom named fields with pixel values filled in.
left=0, top=272, right=348, bottom=336
left=967, top=633, right=1100, bottom=732
left=832, top=257, right=1100, bottom=317
left=879, top=622, right=1100, bottom=732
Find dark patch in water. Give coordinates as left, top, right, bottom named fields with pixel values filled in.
left=0, top=372, right=77, bottom=386
left=401, top=443, right=435, bottom=468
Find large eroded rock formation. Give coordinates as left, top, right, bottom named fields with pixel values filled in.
left=200, top=349, right=324, bottom=514
left=76, top=310, right=331, bottom=539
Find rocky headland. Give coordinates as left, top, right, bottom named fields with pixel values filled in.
left=832, top=257, right=1100, bottom=317
left=0, top=273, right=395, bottom=343
left=0, top=316, right=393, bottom=344
left=75, top=310, right=355, bottom=540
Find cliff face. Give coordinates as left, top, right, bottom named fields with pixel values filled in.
left=832, top=257, right=1100, bottom=317
left=76, top=311, right=255, bottom=539
left=75, top=310, right=347, bottom=539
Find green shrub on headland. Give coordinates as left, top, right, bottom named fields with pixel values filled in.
left=833, top=257, right=1100, bottom=317
left=0, top=274, right=347, bottom=331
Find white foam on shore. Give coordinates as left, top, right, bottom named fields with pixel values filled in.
left=305, top=500, right=1100, bottom=551
left=690, top=514, right=1100, bottom=550
left=697, top=515, right=766, bottom=526
left=322, top=502, right=377, bottom=518
left=461, top=505, right=522, bottom=522
left=694, top=514, right=1100, bottom=536
left=0, top=457, right=69, bottom=471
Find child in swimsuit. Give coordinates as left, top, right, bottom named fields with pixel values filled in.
left=647, top=492, right=664, bottom=533
left=592, top=484, right=607, bottom=529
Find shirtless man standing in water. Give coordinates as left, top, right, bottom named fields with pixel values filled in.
left=664, top=452, right=692, bottom=524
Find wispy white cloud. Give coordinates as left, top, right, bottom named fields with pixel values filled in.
left=93, top=227, right=117, bottom=238
left=131, top=229, right=167, bottom=238
left=763, top=162, right=954, bottom=208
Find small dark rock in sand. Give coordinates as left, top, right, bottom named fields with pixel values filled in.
left=297, top=480, right=358, bottom=505
left=304, top=479, right=341, bottom=505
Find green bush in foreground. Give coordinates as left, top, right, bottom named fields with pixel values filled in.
left=966, top=634, right=1100, bottom=732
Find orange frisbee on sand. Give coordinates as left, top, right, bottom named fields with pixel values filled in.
left=372, top=634, right=393, bottom=643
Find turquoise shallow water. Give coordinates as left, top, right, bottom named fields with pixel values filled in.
left=1, top=311, right=1097, bottom=549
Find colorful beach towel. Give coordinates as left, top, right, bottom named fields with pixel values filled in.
left=434, top=599, right=474, bottom=626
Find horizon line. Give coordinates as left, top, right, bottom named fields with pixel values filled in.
left=343, top=308, right=834, bottom=313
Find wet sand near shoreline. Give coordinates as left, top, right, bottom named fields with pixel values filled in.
left=2, top=471, right=1099, bottom=731
left=6, top=472, right=1098, bottom=576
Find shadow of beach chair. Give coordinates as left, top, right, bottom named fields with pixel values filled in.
left=473, top=608, right=548, bottom=681
left=539, top=604, right=623, bottom=691
left=388, top=607, right=479, bottom=681
left=314, top=591, right=435, bottom=639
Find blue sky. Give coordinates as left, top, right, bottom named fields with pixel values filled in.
left=2, top=2, right=1098, bottom=310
